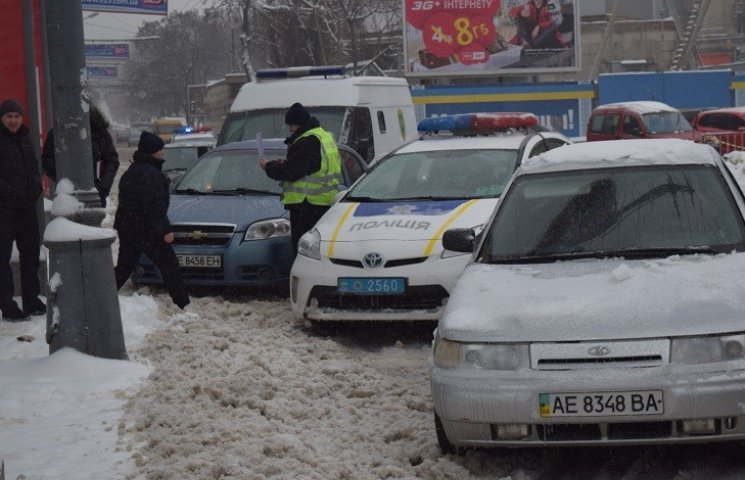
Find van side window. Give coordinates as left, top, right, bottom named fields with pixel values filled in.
left=345, top=107, right=375, bottom=164
left=590, top=114, right=618, bottom=135
left=623, top=116, right=642, bottom=136
left=377, top=111, right=387, bottom=133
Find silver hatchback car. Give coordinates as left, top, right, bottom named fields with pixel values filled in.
left=433, top=139, right=745, bottom=453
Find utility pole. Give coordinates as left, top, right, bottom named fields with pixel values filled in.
left=42, top=0, right=127, bottom=361
left=44, top=0, right=99, bottom=209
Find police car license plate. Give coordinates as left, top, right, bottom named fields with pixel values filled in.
left=337, top=277, right=406, bottom=294
left=178, top=254, right=221, bottom=268
left=539, top=390, right=663, bottom=417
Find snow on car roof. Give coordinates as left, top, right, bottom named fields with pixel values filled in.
left=520, top=139, right=720, bottom=174
left=394, top=132, right=538, bottom=153
left=597, top=101, right=678, bottom=114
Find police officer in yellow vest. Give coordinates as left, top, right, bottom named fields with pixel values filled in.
left=260, top=102, right=341, bottom=254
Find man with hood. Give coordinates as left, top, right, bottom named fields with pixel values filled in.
left=259, top=102, right=341, bottom=254
left=0, top=99, right=46, bottom=321
left=42, top=103, right=120, bottom=206
left=114, top=131, right=189, bottom=309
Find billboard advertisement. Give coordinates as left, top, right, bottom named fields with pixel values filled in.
left=85, top=43, right=130, bottom=60
left=81, top=0, right=168, bottom=15
left=404, top=0, right=579, bottom=77
left=87, top=66, right=118, bottom=78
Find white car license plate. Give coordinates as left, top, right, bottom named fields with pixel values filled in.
left=539, top=390, right=663, bottom=418
left=177, top=254, right=221, bottom=268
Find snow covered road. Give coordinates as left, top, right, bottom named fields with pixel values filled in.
left=117, top=289, right=745, bottom=480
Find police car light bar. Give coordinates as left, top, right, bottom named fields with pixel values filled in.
left=256, top=66, right=347, bottom=80
left=418, top=113, right=539, bottom=135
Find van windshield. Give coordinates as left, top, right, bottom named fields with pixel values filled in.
left=219, top=107, right=346, bottom=144
left=641, top=111, right=693, bottom=134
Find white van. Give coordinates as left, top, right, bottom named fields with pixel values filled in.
left=218, top=66, right=418, bottom=164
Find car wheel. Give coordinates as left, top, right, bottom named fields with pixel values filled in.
left=435, top=412, right=465, bottom=455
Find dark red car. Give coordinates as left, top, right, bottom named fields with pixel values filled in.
left=587, top=101, right=702, bottom=142
left=692, top=107, right=745, bottom=154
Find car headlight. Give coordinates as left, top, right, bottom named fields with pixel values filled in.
left=244, top=218, right=291, bottom=241
left=297, top=228, right=321, bottom=260
left=433, top=335, right=529, bottom=370
left=671, top=334, right=745, bottom=364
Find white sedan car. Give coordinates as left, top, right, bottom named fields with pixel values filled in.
left=290, top=113, right=572, bottom=322
left=433, top=139, right=745, bottom=453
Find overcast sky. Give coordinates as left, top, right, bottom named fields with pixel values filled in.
left=83, top=0, right=217, bottom=41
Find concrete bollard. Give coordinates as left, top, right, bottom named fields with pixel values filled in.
left=43, top=217, right=127, bottom=360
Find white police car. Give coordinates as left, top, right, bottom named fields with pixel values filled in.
left=289, top=113, right=572, bottom=322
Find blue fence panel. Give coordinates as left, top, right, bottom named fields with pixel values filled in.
left=661, top=70, right=732, bottom=109
left=597, top=73, right=665, bottom=104
left=597, top=71, right=733, bottom=109
left=411, top=83, right=594, bottom=138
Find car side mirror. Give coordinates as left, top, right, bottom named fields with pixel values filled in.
left=442, top=228, right=477, bottom=253
left=334, top=189, right=348, bottom=202
left=630, top=127, right=642, bottom=137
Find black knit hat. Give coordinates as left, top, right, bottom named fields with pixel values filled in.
left=0, top=99, right=23, bottom=117
left=284, top=102, right=310, bottom=126
left=138, top=131, right=165, bottom=155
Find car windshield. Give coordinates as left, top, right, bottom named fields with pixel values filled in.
left=162, top=147, right=202, bottom=171
left=480, top=165, right=745, bottom=263
left=345, top=149, right=518, bottom=201
left=220, top=107, right=346, bottom=144
left=642, top=111, right=693, bottom=133
left=173, top=148, right=285, bottom=194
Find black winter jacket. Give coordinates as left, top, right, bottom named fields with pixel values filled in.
left=265, top=117, right=322, bottom=182
left=0, top=123, right=42, bottom=207
left=42, top=112, right=120, bottom=196
left=114, top=151, right=172, bottom=242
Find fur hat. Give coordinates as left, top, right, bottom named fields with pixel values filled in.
left=284, top=102, right=310, bottom=126
left=138, top=131, right=165, bottom=155
left=0, top=99, right=23, bottom=117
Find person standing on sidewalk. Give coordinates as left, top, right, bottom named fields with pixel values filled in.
left=42, top=103, right=120, bottom=206
left=259, top=102, right=341, bottom=255
left=114, top=131, right=190, bottom=309
left=0, top=99, right=46, bottom=321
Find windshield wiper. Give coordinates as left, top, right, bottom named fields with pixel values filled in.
left=343, top=196, right=388, bottom=202
left=499, top=245, right=717, bottom=264
left=392, top=195, right=462, bottom=201
left=211, top=188, right=278, bottom=195
left=172, top=188, right=202, bottom=195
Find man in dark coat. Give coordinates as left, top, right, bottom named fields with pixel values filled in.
left=259, top=102, right=341, bottom=254
left=0, top=99, right=46, bottom=321
left=42, top=103, right=120, bottom=206
left=114, top=131, right=190, bottom=309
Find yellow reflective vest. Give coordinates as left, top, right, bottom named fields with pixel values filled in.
left=281, top=127, right=341, bottom=206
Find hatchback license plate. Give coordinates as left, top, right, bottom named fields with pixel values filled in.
left=337, top=277, right=406, bottom=294
left=539, top=390, right=663, bottom=417
left=178, top=254, right=221, bottom=268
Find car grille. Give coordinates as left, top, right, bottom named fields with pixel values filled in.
left=329, top=257, right=428, bottom=268
left=308, top=285, right=448, bottom=311
left=171, top=223, right=235, bottom=246
left=485, top=419, right=731, bottom=443
left=141, top=263, right=223, bottom=281
left=530, top=339, right=669, bottom=370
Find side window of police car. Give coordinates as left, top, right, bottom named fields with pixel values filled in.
left=528, top=138, right=567, bottom=158
left=339, top=150, right=365, bottom=187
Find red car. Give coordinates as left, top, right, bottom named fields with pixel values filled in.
left=587, top=101, right=702, bottom=142
left=692, top=107, right=745, bottom=154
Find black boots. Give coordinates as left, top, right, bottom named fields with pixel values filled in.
left=2, top=302, right=29, bottom=322
left=24, top=299, right=47, bottom=317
